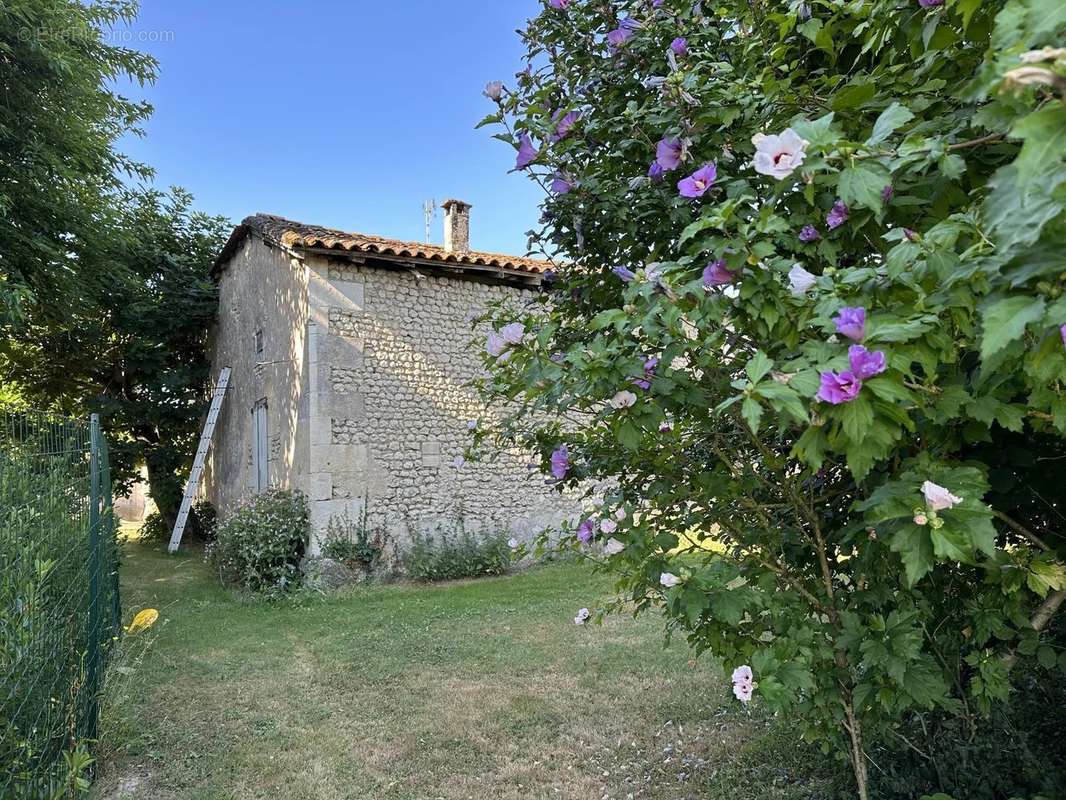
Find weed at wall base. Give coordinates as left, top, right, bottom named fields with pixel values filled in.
left=399, top=515, right=513, bottom=582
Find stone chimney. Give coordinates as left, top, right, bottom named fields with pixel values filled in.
left=442, top=199, right=472, bottom=253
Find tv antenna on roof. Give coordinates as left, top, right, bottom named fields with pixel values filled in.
left=422, top=199, right=438, bottom=243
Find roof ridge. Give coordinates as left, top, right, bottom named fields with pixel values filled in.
left=240, top=213, right=550, bottom=272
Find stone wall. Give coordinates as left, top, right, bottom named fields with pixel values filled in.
left=205, top=236, right=310, bottom=518
left=305, top=256, right=577, bottom=545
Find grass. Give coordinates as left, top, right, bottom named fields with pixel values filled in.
left=94, top=541, right=840, bottom=800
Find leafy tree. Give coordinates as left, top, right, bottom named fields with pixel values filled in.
left=476, top=1, right=1066, bottom=797
left=2, top=188, right=228, bottom=526
left=0, top=0, right=156, bottom=324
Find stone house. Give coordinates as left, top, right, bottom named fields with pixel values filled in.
left=205, top=201, right=576, bottom=550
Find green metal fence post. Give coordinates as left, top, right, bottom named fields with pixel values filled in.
left=100, top=435, right=121, bottom=640
left=85, top=414, right=103, bottom=743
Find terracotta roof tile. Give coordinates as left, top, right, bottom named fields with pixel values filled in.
left=217, top=214, right=551, bottom=276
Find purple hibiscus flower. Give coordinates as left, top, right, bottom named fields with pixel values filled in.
left=703, top=259, right=739, bottom=288
left=671, top=37, right=688, bottom=56
left=678, top=163, right=718, bottom=198
left=551, top=110, right=580, bottom=142
left=634, top=356, right=659, bottom=390
left=834, top=307, right=867, bottom=342
left=1061, top=324, right=1066, bottom=347
left=516, top=135, right=538, bottom=169
left=648, top=161, right=665, bottom=181
left=551, top=173, right=573, bottom=194
left=881, top=184, right=894, bottom=204
left=918, top=0, right=943, bottom=6
left=848, top=345, right=887, bottom=379
left=799, top=225, right=820, bottom=243
left=576, top=518, right=596, bottom=544
left=656, top=137, right=683, bottom=170
left=549, top=0, right=570, bottom=8
left=550, top=445, right=570, bottom=480
left=827, top=200, right=849, bottom=230
left=607, top=22, right=637, bottom=48
left=816, top=371, right=863, bottom=405
left=613, top=266, right=637, bottom=282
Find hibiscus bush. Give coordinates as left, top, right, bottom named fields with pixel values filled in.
left=475, top=1, right=1066, bottom=797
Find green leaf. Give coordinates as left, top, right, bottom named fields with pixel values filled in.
left=790, top=113, right=838, bottom=149
left=710, top=588, right=748, bottom=626
left=868, top=102, right=915, bottom=147
left=994, top=403, right=1026, bottom=432
left=714, top=395, right=742, bottom=415
left=1037, top=645, right=1058, bottom=670
left=757, top=382, right=810, bottom=424
left=891, top=525, right=935, bottom=586
left=1027, top=560, right=1066, bottom=597
left=831, top=83, right=876, bottom=111
left=980, top=296, right=1046, bottom=362
left=847, top=443, right=877, bottom=481
left=475, top=112, right=503, bottom=130
left=840, top=394, right=874, bottom=441
left=745, top=351, right=773, bottom=384
left=1026, top=0, right=1066, bottom=47
left=864, top=377, right=914, bottom=405
left=679, top=215, right=716, bottom=245
left=956, top=0, right=982, bottom=28
left=983, top=164, right=1066, bottom=250
left=967, top=516, right=998, bottom=558
left=616, top=421, right=642, bottom=451
left=793, top=426, right=827, bottom=469
left=797, top=17, right=822, bottom=42
left=867, top=315, right=936, bottom=343
left=741, top=397, right=763, bottom=434
left=590, top=309, right=626, bottom=331
left=789, top=370, right=821, bottom=398
left=938, top=153, right=966, bottom=180
left=839, top=163, right=893, bottom=212
left=930, top=527, right=972, bottom=563
left=1010, top=105, right=1066, bottom=185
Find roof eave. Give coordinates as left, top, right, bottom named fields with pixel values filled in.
left=293, top=245, right=543, bottom=287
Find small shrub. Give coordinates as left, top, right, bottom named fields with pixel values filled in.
left=400, top=517, right=512, bottom=582
left=138, top=499, right=216, bottom=546
left=320, top=501, right=389, bottom=573
left=137, top=510, right=170, bottom=544
left=190, top=499, right=217, bottom=542
left=207, top=490, right=308, bottom=593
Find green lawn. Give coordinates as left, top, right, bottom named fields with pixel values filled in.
left=95, top=541, right=837, bottom=800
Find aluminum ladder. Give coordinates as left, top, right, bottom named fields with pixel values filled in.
left=168, top=367, right=231, bottom=553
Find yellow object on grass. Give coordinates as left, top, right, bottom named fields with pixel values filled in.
left=125, top=608, right=159, bottom=635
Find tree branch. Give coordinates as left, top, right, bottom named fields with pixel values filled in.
left=993, top=510, right=1054, bottom=553
left=1004, top=589, right=1066, bottom=672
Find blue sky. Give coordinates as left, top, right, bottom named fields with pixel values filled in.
left=113, top=0, right=544, bottom=256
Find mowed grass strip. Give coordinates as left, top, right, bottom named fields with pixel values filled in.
left=95, top=542, right=837, bottom=800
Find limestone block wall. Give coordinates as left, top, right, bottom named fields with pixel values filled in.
left=205, top=236, right=310, bottom=519
left=304, top=256, right=578, bottom=546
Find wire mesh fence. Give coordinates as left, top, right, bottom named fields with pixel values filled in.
left=0, top=411, right=120, bottom=798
